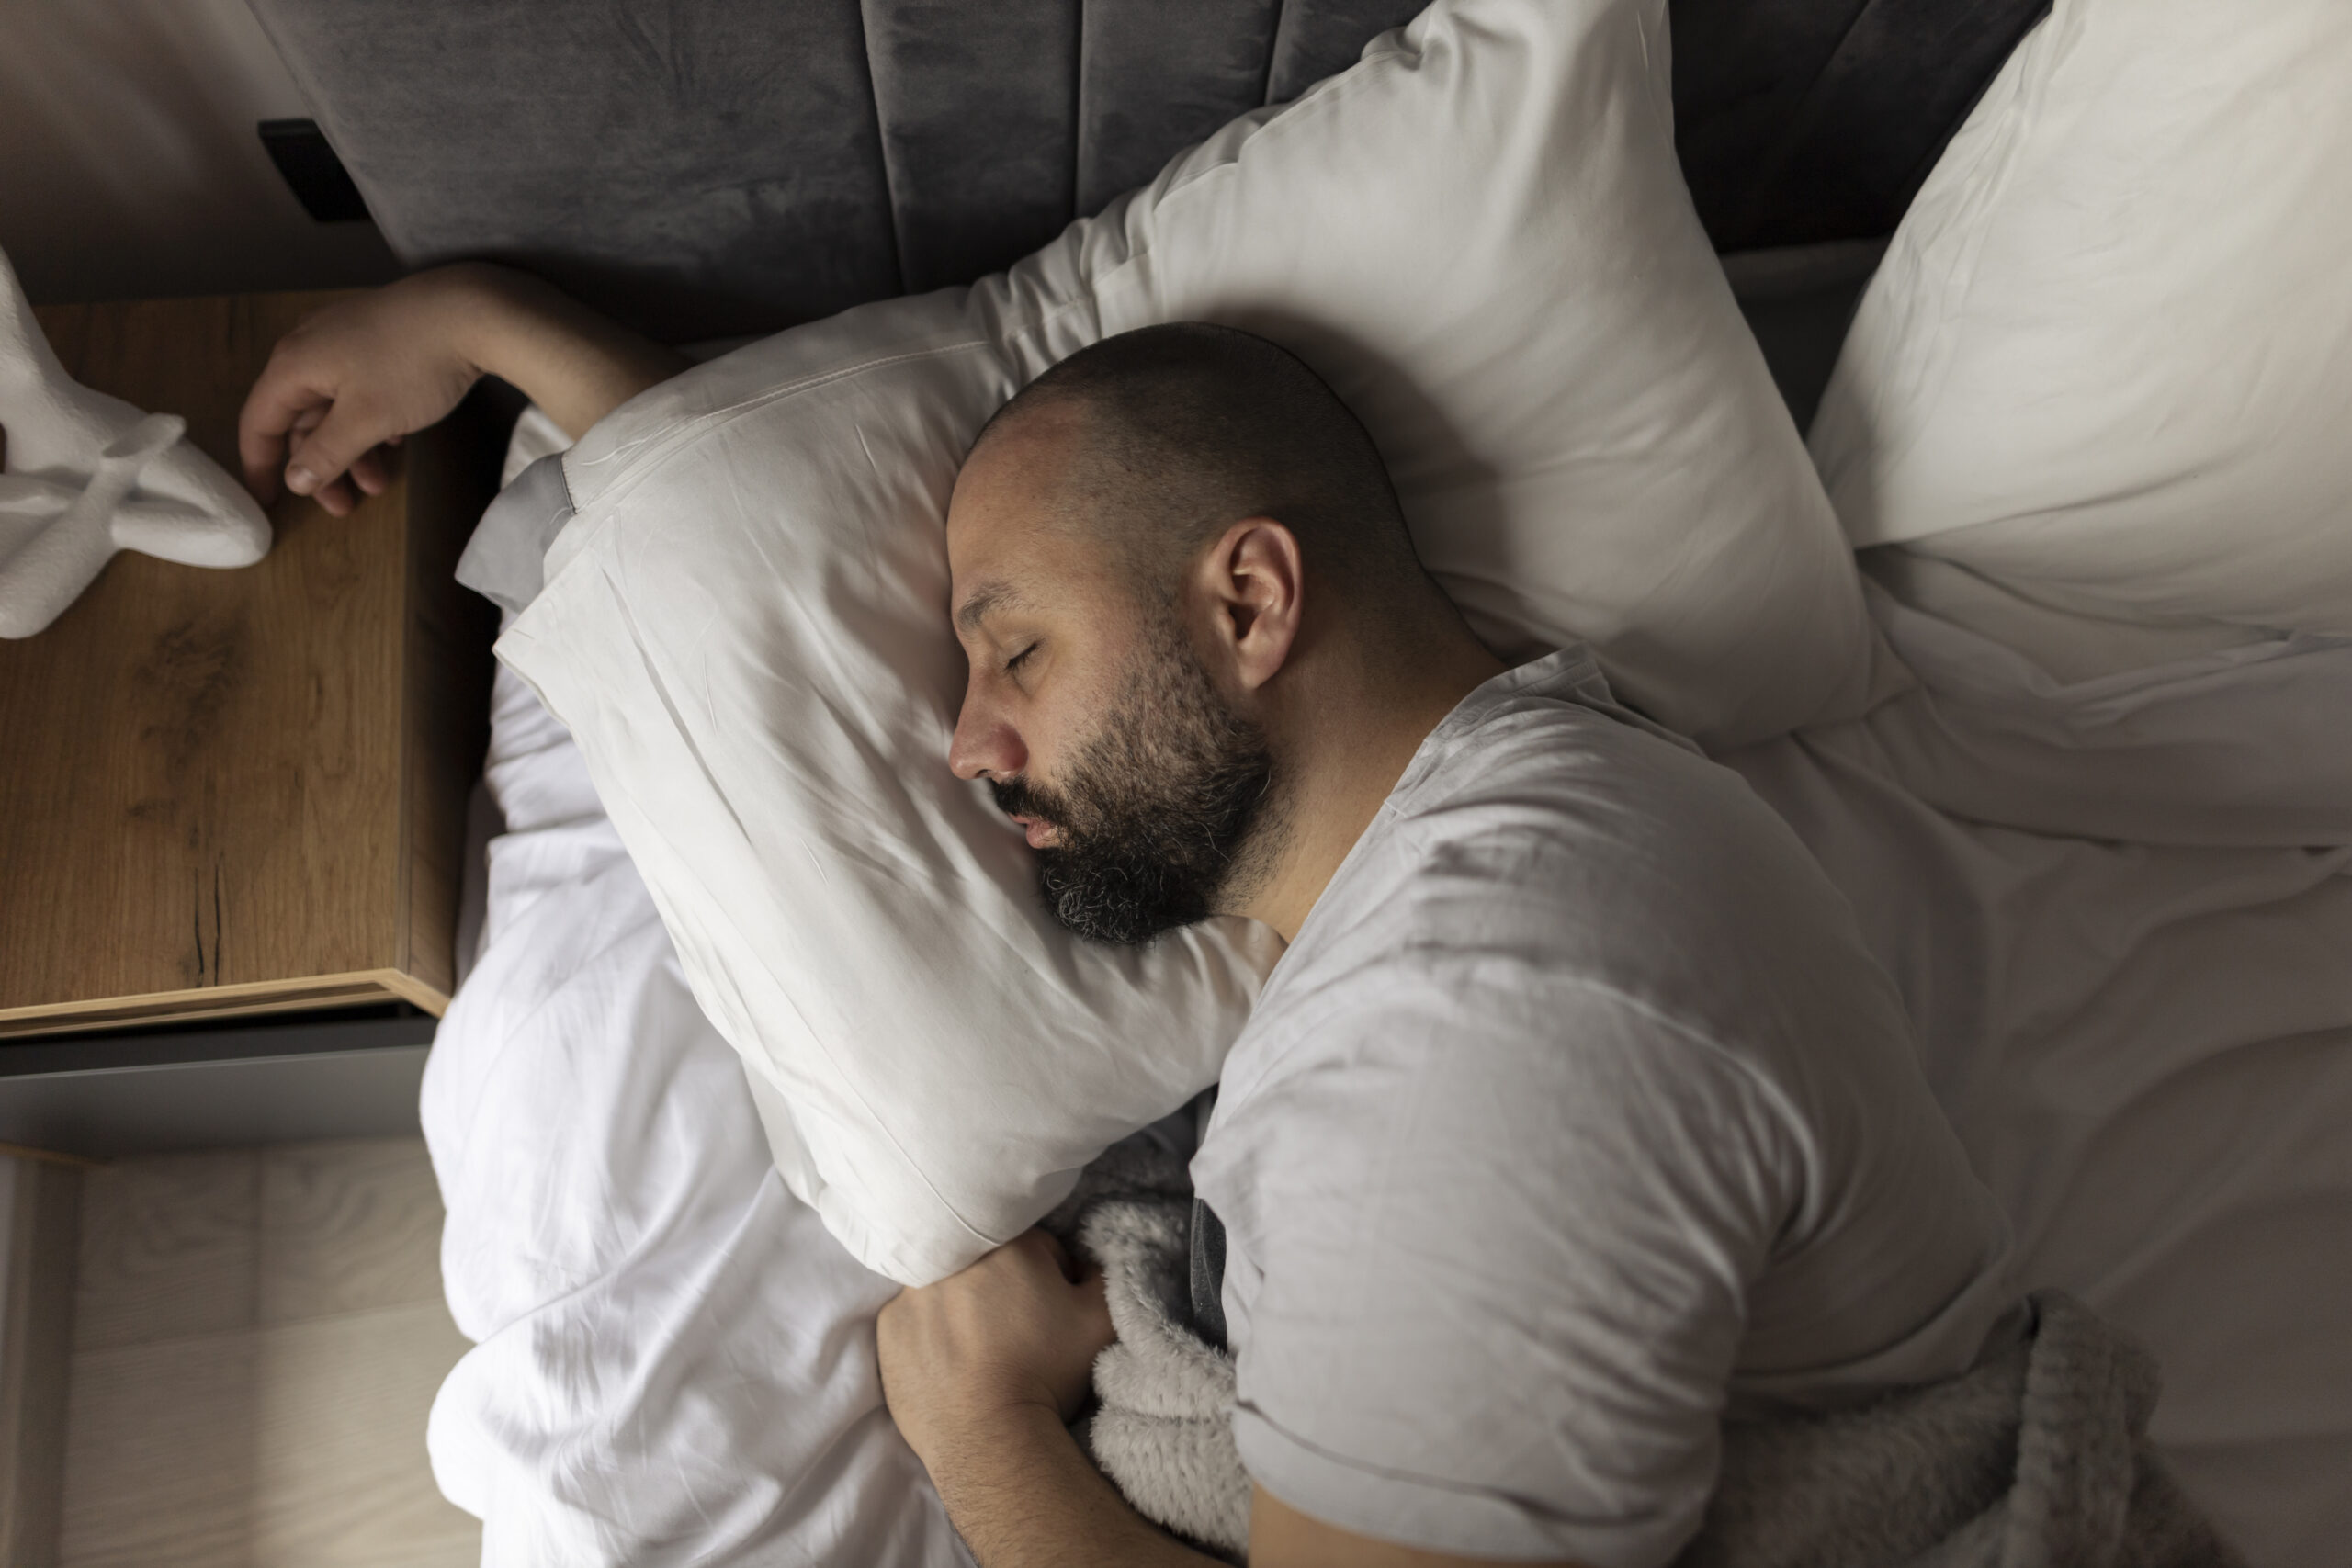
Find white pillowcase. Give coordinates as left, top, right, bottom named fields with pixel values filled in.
left=1812, top=0, right=2352, bottom=637
left=500, top=0, right=1872, bottom=1285
left=972, top=6, right=1874, bottom=743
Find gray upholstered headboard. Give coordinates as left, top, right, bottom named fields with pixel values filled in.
left=243, top=0, right=2045, bottom=342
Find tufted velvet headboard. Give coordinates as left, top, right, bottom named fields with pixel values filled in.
left=243, top=0, right=2045, bottom=342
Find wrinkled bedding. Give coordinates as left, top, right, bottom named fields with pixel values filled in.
left=1722, top=597, right=2352, bottom=1565
left=423, top=580, right=2352, bottom=1565
left=422, top=666, right=966, bottom=1566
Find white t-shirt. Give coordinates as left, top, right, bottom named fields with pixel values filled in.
left=1190, top=649, right=2016, bottom=1568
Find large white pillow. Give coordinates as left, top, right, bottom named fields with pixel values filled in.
left=500, top=0, right=1873, bottom=1285
left=1812, top=0, right=2352, bottom=636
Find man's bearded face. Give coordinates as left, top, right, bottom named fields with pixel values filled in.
left=990, top=617, right=1275, bottom=945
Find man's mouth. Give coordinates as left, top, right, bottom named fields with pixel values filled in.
left=1009, top=814, right=1058, bottom=850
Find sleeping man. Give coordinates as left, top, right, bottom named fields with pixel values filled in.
left=243, top=265, right=2018, bottom=1568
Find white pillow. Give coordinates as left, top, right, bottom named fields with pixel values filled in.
left=501, top=0, right=1873, bottom=1285
left=1811, top=0, right=2352, bottom=637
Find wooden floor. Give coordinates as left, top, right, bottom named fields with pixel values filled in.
left=58, top=1139, right=481, bottom=1568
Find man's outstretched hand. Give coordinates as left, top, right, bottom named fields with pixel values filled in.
left=237, top=261, right=686, bottom=517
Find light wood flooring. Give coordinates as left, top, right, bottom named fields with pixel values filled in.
left=59, top=1138, right=481, bottom=1567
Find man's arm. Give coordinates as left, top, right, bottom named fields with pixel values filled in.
left=1253, top=1488, right=1586, bottom=1568
left=877, top=1232, right=1579, bottom=1568
left=921, top=1397, right=1217, bottom=1568
left=236, top=261, right=687, bottom=516
left=877, top=1231, right=1216, bottom=1567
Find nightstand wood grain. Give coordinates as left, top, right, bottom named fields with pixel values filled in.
left=0, top=292, right=499, bottom=1037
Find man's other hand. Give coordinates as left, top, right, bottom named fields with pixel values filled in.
left=876, top=1230, right=1114, bottom=1471
left=238, top=261, right=687, bottom=519
left=238, top=265, right=497, bottom=516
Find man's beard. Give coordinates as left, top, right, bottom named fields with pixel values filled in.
left=991, top=622, right=1279, bottom=945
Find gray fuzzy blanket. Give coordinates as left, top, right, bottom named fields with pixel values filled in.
left=1045, top=1127, right=2242, bottom=1567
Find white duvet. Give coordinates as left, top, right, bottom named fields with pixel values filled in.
left=424, top=582, right=2352, bottom=1567
left=422, top=666, right=964, bottom=1566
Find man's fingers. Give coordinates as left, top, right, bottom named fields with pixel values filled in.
left=311, top=475, right=360, bottom=517
left=237, top=354, right=333, bottom=500
left=236, top=395, right=298, bottom=502
left=281, top=402, right=385, bottom=501
left=349, top=447, right=391, bottom=497
left=1028, top=1229, right=1080, bottom=1281
left=1076, top=1264, right=1116, bottom=1350
left=1014, top=1232, right=1114, bottom=1347
left=273, top=413, right=390, bottom=514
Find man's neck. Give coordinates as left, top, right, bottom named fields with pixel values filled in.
left=1231, top=633, right=1507, bottom=943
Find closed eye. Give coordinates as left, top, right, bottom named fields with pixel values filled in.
left=1003, top=642, right=1039, bottom=675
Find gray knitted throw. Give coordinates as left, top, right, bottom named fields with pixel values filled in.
left=1046, top=1134, right=2242, bottom=1567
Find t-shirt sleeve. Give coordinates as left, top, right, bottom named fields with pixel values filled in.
left=1208, top=979, right=1802, bottom=1568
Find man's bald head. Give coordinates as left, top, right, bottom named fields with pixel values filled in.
left=969, top=322, right=1427, bottom=607
left=944, top=323, right=1499, bottom=944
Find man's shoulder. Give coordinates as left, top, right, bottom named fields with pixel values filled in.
left=1320, top=682, right=1799, bottom=966
left=1385, top=660, right=1740, bottom=852
left=1239, top=697, right=1783, bottom=1093
left=1234, top=663, right=1912, bottom=1123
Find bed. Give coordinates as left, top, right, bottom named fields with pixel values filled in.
left=241, top=2, right=2352, bottom=1562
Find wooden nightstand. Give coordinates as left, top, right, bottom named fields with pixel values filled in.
left=0, top=292, right=501, bottom=1038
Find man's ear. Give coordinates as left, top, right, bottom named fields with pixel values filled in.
left=1193, top=516, right=1304, bottom=694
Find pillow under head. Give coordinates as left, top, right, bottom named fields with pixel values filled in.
left=501, top=0, right=1876, bottom=1284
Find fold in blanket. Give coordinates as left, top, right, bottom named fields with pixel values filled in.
left=1046, top=1138, right=2242, bottom=1567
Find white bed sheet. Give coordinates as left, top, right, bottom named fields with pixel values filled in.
left=422, top=482, right=2352, bottom=1567
left=1724, top=593, right=2352, bottom=1564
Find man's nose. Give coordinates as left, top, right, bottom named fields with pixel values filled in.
left=948, top=701, right=1027, bottom=783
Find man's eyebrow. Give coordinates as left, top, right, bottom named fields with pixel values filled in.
left=954, top=582, right=1027, bottom=636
